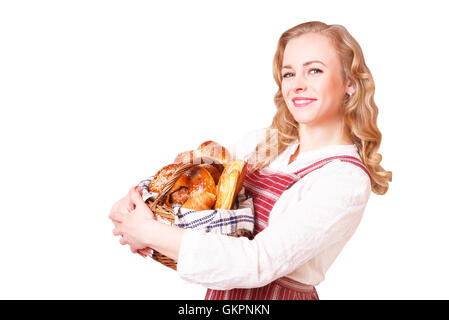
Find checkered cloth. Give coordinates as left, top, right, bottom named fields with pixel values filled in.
left=138, top=178, right=254, bottom=236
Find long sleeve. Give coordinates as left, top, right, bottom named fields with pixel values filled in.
left=176, top=161, right=371, bottom=290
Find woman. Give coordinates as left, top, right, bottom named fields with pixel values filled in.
left=109, top=21, right=392, bottom=300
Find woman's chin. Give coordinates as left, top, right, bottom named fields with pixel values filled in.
left=292, top=114, right=317, bottom=125
left=288, top=107, right=317, bottom=124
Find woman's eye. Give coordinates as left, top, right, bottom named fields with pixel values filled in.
left=283, top=69, right=322, bottom=78
left=309, top=68, right=323, bottom=75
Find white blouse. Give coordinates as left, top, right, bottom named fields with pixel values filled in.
left=176, top=133, right=372, bottom=290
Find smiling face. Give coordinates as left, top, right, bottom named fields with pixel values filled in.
left=281, top=33, right=354, bottom=127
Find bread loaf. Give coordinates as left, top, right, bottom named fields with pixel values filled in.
left=214, top=160, right=247, bottom=210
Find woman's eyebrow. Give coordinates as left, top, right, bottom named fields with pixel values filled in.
left=282, top=60, right=327, bottom=69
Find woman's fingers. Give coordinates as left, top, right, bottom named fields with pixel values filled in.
left=138, top=248, right=153, bottom=258
left=129, top=186, right=156, bottom=220
left=129, top=186, right=146, bottom=209
left=137, top=249, right=150, bottom=258
left=127, top=186, right=138, bottom=210
left=109, top=211, right=124, bottom=223
left=138, top=247, right=153, bottom=257
left=110, top=194, right=132, bottom=214
left=111, top=186, right=154, bottom=252
left=112, top=228, right=122, bottom=236
left=142, top=247, right=153, bottom=256
left=128, top=186, right=142, bottom=204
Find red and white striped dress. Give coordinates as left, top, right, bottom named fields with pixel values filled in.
left=205, top=155, right=370, bottom=300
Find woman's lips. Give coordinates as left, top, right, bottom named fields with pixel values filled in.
left=292, top=97, right=317, bottom=108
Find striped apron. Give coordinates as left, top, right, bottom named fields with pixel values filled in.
left=205, top=155, right=370, bottom=300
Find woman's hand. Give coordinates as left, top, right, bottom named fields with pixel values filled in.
left=110, top=188, right=136, bottom=217
left=110, top=186, right=144, bottom=255
left=109, top=186, right=156, bottom=255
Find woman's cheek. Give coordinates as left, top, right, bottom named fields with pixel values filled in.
left=281, top=83, right=290, bottom=103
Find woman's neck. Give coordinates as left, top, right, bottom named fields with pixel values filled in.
left=297, top=120, right=352, bottom=155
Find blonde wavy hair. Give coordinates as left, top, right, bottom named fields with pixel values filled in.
left=247, top=21, right=392, bottom=195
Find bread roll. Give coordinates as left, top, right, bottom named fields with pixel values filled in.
left=174, top=150, right=194, bottom=164
left=198, top=164, right=221, bottom=185
left=181, top=192, right=216, bottom=211
left=214, top=160, right=247, bottom=210
left=194, top=140, right=231, bottom=165
left=174, top=140, right=231, bottom=166
left=165, top=166, right=217, bottom=209
left=149, top=163, right=183, bottom=193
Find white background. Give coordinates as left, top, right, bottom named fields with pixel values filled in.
left=1, top=0, right=448, bottom=299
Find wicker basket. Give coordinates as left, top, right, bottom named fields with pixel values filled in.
left=145, top=162, right=198, bottom=271
left=144, top=157, right=249, bottom=271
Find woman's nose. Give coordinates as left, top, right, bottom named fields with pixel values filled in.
left=293, top=75, right=307, bottom=93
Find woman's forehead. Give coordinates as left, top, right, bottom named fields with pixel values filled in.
left=282, top=33, right=339, bottom=67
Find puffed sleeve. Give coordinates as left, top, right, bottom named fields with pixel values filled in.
left=176, top=161, right=372, bottom=290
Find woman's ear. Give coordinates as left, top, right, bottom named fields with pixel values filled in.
left=346, top=77, right=356, bottom=96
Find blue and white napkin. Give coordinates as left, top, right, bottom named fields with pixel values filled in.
left=138, top=178, right=254, bottom=236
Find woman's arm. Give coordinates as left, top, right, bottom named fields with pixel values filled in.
left=110, top=162, right=371, bottom=289
left=175, top=164, right=371, bottom=289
